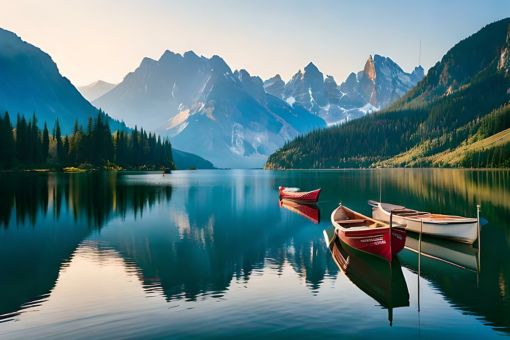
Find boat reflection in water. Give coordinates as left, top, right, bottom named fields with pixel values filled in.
left=404, top=231, right=479, bottom=272
left=324, top=231, right=410, bottom=326
left=279, top=199, right=320, bottom=224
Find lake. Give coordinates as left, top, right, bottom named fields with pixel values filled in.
left=0, top=169, right=509, bottom=338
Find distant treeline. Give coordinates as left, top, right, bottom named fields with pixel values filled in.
left=0, top=111, right=174, bottom=170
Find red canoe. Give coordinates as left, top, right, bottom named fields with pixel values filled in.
left=279, top=199, right=320, bottom=224
left=330, top=205, right=406, bottom=262
left=278, top=186, right=321, bottom=203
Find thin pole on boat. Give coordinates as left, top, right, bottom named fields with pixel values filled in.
left=417, top=219, right=422, bottom=335
left=418, top=219, right=422, bottom=313
left=389, top=210, right=393, bottom=261
left=477, top=204, right=481, bottom=273
left=379, top=170, right=382, bottom=203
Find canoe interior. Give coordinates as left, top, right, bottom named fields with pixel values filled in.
left=333, top=206, right=386, bottom=229
left=281, top=187, right=300, bottom=192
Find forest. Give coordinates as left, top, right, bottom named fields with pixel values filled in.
left=0, top=111, right=174, bottom=170
left=265, top=75, right=510, bottom=169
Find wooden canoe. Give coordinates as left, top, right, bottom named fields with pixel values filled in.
left=278, top=186, right=321, bottom=203
left=330, top=205, right=406, bottom=262
left=369, top=200, right=478, bottom=244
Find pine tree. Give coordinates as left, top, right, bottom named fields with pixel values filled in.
left=54, top=120, right=64, bottom=164
left=16, top=115, right=28, bottom=164
left=0, top=112, right=15, bottom=168
left=42, top=123, right=49, bottom=164
left=63, top=136, right=70, bottom=165
left=69, top=120, right=81, bottom=164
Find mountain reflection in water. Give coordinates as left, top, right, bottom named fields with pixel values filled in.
left=0, top=172, right=336, bottom=324
left=0, top=169, right=509, bottom=337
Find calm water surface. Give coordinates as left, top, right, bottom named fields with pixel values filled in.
left=0, top=169, right=509, bottom=338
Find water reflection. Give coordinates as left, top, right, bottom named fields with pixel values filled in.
left=404, top=232, right=479, bottom=272
left=272, top=169, right=510, bottom=334
left=279, top=199, right=320, bottom=224
left=0, top=169, right=509, bottom=336
left=380, top=170, right=510, bottom=333
left=0, top=172, right=173, bottom=228
left=0, top=171, right=334, bottom=323
left=0, top=172, right=174, bottom=322
left=98, top=184, right=333, bottom=301
left=325, top=231, right=410, bottom=325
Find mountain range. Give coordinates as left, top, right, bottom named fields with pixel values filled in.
left=265, top=56, right=424, bottom=125
left=93, top=51, right=421, bottom=167
left=93, top=51, right=327, bottom=168
left=266, top=18, right=510, bottom=169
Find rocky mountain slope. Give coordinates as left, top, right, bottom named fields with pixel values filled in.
left=266, top=18, right=510, bottom=169
left=0, top=28, right=125, bottom=133
left=94, top=51, right=326, bottom=168
left=264, top=56, right=424, bottom=125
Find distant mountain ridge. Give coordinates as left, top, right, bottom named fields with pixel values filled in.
left=0, top=28, right=125, bottom=133
left=94, top=51, right=326, bottom=168
left=172, top=149, right=215, bottom=169
left=78, top=80, right=116, bottom=101
left=94, top=50, right=421, bottom=168
left=266, top=18, right=510, bottom=169
left=265, top=55, right=424, bottom=125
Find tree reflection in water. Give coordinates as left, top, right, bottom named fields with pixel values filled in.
left=0, top=170, right=509, bottom=335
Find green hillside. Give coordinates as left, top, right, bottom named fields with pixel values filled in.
left=265, top=18, right=510, bottom=169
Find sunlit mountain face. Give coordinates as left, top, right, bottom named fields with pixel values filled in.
left=267, top=56, right=423, bottom=125
left=93, top=51, right=326, bottom=168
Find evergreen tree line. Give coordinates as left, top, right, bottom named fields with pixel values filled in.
left=0, top=112, right=174, bottom=169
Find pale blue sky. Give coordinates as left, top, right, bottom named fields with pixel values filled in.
left=1, top=0, right=508, bottom=85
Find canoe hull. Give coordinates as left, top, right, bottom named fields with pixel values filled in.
left=331, top=205, right=406, bottom=262
left=372, top=205, right=478, bottom=244
left=279, top=187, right=321, bottom=203
left=336, top=227, right=406, bottom=262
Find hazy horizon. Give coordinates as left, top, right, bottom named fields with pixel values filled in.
left=1, top=0, right=509, bottom=86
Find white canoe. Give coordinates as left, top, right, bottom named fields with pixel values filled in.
left=369, top=201, right=478, bottom=244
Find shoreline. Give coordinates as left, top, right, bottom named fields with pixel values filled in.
left=2, top=168, right=509, bottom=173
